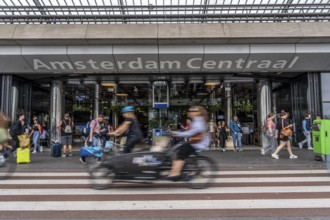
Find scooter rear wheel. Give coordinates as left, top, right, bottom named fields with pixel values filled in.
left=182, top=156, right=216, bottom=189
left=90, top=164, right=115, bottom=190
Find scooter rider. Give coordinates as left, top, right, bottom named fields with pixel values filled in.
left=168, top=105, right=210, bottom=181
left=109, top=106, right=143, bottom=153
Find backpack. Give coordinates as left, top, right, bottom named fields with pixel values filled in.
left=63, top=120, right=72, bottom=133
left=39, top=124, right=44, bottom=136
left=83, top=120, right=95, bottom=136
left=262, top=119, right=267, bottom=133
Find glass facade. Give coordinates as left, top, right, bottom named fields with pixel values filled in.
left=321, top=73, right=330, bottom=119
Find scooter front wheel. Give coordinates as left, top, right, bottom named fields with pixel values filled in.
left=90, top=164, right=115, bottom=190
left=182, top=156, right=216, bottom=189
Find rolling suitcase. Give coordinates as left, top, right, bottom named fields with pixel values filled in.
left=16, top=147, right=30, bottom=164
left=51, top=142, right=62, bottom=157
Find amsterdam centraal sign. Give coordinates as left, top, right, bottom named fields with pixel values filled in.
left=1, top=44, right=330, bottom=73
left=33, top=56, right=300, bottom=72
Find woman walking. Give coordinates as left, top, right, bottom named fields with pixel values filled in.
left=261, top=113, right=277, bottom=155
left=30, top=117, right=42, bottom=153
left=217, top=121, right=228, bottom=152
left=271, top=111, right=298, bottom=159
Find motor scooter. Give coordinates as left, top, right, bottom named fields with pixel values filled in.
left=87, top=141, right=216, bottom=189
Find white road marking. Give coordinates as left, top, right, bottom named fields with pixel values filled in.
left=1, top=199, right=330, bottom=211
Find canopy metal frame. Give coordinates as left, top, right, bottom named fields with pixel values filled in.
left=0, top=0, right=330, bottom=24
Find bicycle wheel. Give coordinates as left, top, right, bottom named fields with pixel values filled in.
left=182, top=156, right=216, bottom=189
left=89, top=163, right=115, bottom=190
left=0, top=150, right=16, bottom=180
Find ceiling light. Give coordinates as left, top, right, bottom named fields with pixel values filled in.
left=204, top=81, right=221, bottom=86
left=116, top=93, right=128, bottom=97
left=101, top=81, right=117, bottom=87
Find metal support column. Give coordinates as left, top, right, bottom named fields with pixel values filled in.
left=11, top=83, right=18, bottom=121
left=0, top=75, right=12, bottom=116
left=225, top=83, right=232, bottom=127
left=94, top=83, right=100, bottom=118
left=50, top=81, right=63, bottom=142
left=258, top=80, right=272, bottom=147
left=307, top=73, right=321, bottom=118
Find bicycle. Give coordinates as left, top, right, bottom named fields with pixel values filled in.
left=0, top=145, right=16, bottom=180
left=88, top=140, right=217, bottom=190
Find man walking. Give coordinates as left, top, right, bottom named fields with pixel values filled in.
left=298, top=113, right=313, bottom=150
left=87, top=114, right=105, bottom=148
left=230, top=115, right=243, bottom=151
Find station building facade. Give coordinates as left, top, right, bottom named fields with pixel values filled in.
left=0, top=22, right=330, bottom=146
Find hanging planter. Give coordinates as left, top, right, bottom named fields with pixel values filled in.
left=207, top=103, right=223, bottom=112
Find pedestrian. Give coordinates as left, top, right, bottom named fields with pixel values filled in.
left=87, top=114, right=105, bottom=148
left=0, top=113, right=11, bottom=150
left=57, top=113, right=74, bottom=157
left=167, top=105, right=210, bottom=180
left=9, top=113, right=25, bottom=153
left=298, top=113, right=313, bottom=150
left=230, top=115, right=243, bottom=151
left=261, top=113, right=277, bottom=155
left=217, top=121, right=228, bottom=152
left=30, top=117, right=42, bottom=153
left=208, top=118, right=217, bottom=149
left=100, top=120, right=110, bottom=148
left=272, top=110, right=298, bottom=159
left=109, top=106, right=143, bottom=153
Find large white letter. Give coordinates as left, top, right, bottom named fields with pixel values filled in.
left=187, top=58, right=202, bottom=69
left=203, top=60, right=216, bottom=69
left=257, top=60, right=271, bottom=69
left=160, top=61, right=180, bottom=69
left=50, top=61, right=74, bottom=70
left=128, top=57, right=143, bottom=70
left=100, top=61, right=114, bottom=70
left=272, top=60, right=287, bottom=69
left=218, top=60, right=232, bottom=69
left=245, top=60, right=257, bottom=68
left=235, top=59, right=246, bottom=69
left=74, top=61, right=86, bottom=70
left=33, top=59, right=51, bottom=70
left=145, top=61, right=158, bottom=69
left=87, top=59, right=99, bottom=69
left=287, top=56, right=299, bottom=69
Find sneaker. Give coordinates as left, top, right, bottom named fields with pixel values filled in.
left=239, top=148, right=243, bottom=152
left=62, top=154, right=66, bottom=158
left=68, top=153, right=72, bottom=157
left=79, top=158, right=86, bottom=164
left=221, top=148, right=226, bottom=152
left=271, top=153, right=279, bottom=159
left=290, top=155, right=298, bottom=159
left=298, top=143, right=303, bottom=149
left=261, top=149, right=265, bottom=155
left=32, top=150, right=37, bottom=154
left=308, top=147, right=313, bottom=150
left=233, top=148, right=237, bottom=152
left=39, top=146, right=43, bottom=152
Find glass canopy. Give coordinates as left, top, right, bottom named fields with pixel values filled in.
left=0, top=0, right=329, bottom=24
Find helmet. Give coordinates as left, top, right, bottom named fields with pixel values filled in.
left=121, top=106, right=135, bottom=113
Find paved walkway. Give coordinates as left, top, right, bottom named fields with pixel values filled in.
left=14, top=144, right=327, bottom=173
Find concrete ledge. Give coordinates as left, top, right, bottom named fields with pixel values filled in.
left=13, top=24, right=88, bottom=39
left=0, top=25, right=18, bottom=45
left=0, top=23, right=329, bottom=45
left=85, top=24, right=158, bottom=44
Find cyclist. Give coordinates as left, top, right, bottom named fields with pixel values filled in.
left=168, top=105, right=210, bottom=181
left=109, top=106, right=143, bottom=153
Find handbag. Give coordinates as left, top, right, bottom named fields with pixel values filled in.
left=280, top=119, right=292, bottom=138
left=189, top=133, right=203, bottom=143
left=18, top=134, right=30, bottom=148
left=0, top=128, right=9, bottom=143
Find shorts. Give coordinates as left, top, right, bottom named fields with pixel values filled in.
left=61, top=135, right=73, bottom=146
